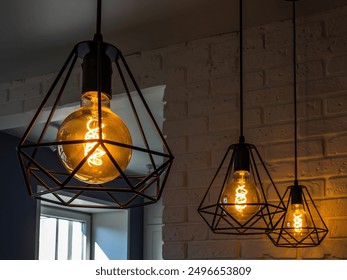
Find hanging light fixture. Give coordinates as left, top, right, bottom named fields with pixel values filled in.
left=197, top=0, right=286, bottom=235
left=17, top=0, right=174, bottom=209
left=267, top=0, right=328, bottom=247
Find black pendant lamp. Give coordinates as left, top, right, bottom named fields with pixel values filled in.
left=198, top=0, right=286, bottom=235
left=267, top=0, right=328, bottom=247
left=17, top=0, right=174, bottom=209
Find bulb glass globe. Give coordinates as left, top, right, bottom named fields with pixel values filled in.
left=220, top=170, right=262, bottom=223
left=56, top=91, right=132, bottom=184
left=285, top=203, right=309, bottom=236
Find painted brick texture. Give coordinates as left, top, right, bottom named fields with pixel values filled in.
left=1, top=5, right=347, bottom=260
left=158, top=6, right=347, bottom=260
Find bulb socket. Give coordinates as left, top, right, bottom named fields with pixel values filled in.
left=234, top=144, right=250, bottom=172
left=82, top=46, right=112, bottom=97
left=291, top=184, right=303, bottom=205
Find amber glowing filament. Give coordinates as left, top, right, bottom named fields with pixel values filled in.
left=84, top=118, right=105, bottom=166
left=293, top=213, right=303, bottom=233
left=235, top=179, right=247, bottom=212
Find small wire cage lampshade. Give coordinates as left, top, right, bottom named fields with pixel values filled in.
left=198, top=140, right=286, bottom=235
left=267, top=0, right=328, bottom=246
left=17, top=0, right=174, bottom=209
left=198, top=0, right=286, bottom=235
left=267, top=183, right=328, bottom=247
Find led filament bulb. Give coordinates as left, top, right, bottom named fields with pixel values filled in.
left=285, top=203, right=309, bottom=236
left=220, top=170, right=262, bottom=222
left=57, top=91, right=132, bottom=184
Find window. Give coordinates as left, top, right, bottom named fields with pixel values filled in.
left=38, top=204, right=130, bottom=260
left=38, top=206, right=91, bottom=260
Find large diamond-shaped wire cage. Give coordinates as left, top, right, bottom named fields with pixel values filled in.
left=267, top=185, right=328, bottom=247
left=17, top=40, right=174, bottom=209
left=198, top=143, right=286, bottom=235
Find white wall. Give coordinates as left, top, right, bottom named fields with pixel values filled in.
left=92, top=210, right=129, bottom=260
left=143, top=199, right=163, bottom=259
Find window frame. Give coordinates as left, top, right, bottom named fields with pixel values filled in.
left=39, top=205, right=91, bottom=260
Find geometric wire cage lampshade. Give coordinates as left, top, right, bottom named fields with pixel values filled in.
left=267, top=0, right=328, bottom=246
left=198, top=0, right=286, bottom=235
left=198, top=141, right=286, bottom=235
left=17, top=0, right=174, bottom=209
left=268, top=183, right=328, bottom=247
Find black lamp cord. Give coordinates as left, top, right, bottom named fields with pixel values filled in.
left=95, top=0, right=103, bottom=41
left=239, top=0, right=245, bottom=144
left=95, top=0, right=103, bottom=132
left=292, top=0, right=298, bottom=186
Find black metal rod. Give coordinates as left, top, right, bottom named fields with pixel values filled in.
left=118, top=52, right=174, bottom=157
left=100, top=142, right=135, bottom=190
left=154, top=163, right=172, bottom=200
left=66, top=191, right=85, bottom=205
left=36, top=53, right=78, bottom=147
left=253, top=146, right=285, bottom=209
left=19, top=150, right=62, bottom=186
left=105, top=190, right=122, bottom=207
left=17, top=149, right=35, bottom=195
left=134, top=160, right=170, bottom=190
left=303, top=187, right=328, bottom=230
left=198, top=146, right=232, bottom=210
left=29, top=48, right=75, bottom=161
left=115, top=59, right=157, bottom=170
left=60, top=142, right=101, bottom=187
left=20, top=139, right=173, bottom=158
left=239, top=0, right=244, bottom=140
left=18, top=46, right=77, bottom=146
left=62, top=185, right=155, bottom=193
left=30, top=172, right=63, bottom=198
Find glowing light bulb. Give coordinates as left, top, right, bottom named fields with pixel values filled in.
left=56, top=91, right=132, bottom=184
left=285, top=203, right=309, bottom=236
left=84, top=118, right=106, bottom=166
left=220, top=170, right=262, bottom=222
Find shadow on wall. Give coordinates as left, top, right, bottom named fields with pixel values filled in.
left=0, top=131, right=38, bottom=259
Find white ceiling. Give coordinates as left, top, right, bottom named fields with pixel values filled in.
left=0, top=0, right=346, bottom=84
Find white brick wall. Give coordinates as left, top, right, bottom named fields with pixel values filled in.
left=158, top=5, right=347, bottom=259
left=1, top=5, right=347, bottom=260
